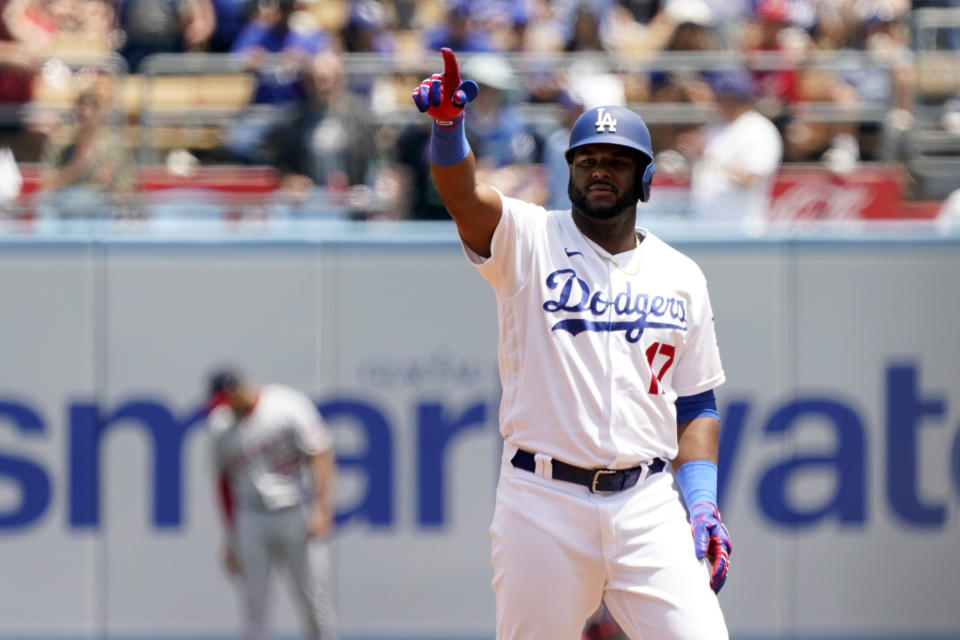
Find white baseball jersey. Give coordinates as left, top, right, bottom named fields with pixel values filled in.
left=208, top=384, right=332, bottom=511
left=464, top=193, right=725, bottom=469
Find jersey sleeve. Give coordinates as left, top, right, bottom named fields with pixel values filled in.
left=461, top=188, right=547, bottom=296
left=290, top=393, right=333, bottom=456
left=671, top=276, right=726, bottom=397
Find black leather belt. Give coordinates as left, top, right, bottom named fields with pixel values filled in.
left=510, top=449, right=666, bottom=493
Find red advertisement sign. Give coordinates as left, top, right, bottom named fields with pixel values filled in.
left=653, top=164, right=942, bottom=220
left=768, top=165, right=916, bottom=221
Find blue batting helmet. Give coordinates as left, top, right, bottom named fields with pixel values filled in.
left=565, top=105, right=656, bottom=202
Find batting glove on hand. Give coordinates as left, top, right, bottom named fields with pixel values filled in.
left=412, top=48, right=479, bottom=127
left=689, top=503, right=732, bottom=594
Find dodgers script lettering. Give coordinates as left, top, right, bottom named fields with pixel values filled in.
left=542, top=268, right=687, bottom=343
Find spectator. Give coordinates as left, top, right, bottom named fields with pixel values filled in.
left=649, top=0, right=721, bottom=103
left=741, top=0, right=859, bottom=163
left=232, top=0, right=331, bottom=104
left=504, top=0, right=566, bottom=52
left=208, top=0, right=253, bottom=52
left=858, top=3, right=916, bottom=159
left=118, top=0, right=216, bottom=71
left=339, top=0, right=395, bottom=99
left=226, top=0, right=332, bottom=164
left=36, top=84, right=136, bottom=219
left=677, top=70, right=783, bottom=225
left=392, top=118, right=448, bottom=219
left=392, top=0, right=415, bottom=30
left=602, top=0, right=661, bottom=53
left=644, top=1, right=723, bottom=159
left=540, top=90, right=586, bottom=210
left=462, top=54, right=536, bottom=167
left=267, top=49, right=380, bottom=214
left=550, top=0, right=660, bottom=53
left=802, top=1, right=915, bottom=164
left=459, top=52, right=542, bottom=202
left=499, top=2, right=535, bottom=52
left=740, top=0, right=801, bottom=125
left=0, top=0, right=53, bottom=113
left=0, top=0, right=59, bottom=163
left=564, top=3, right=606, bottom=51
left=423, top=1, right=493, bottom=52
left=806, top=10, right=858, bottom=167
left=31, top=0, right=117, bottom=53
left=340, top=0, right=393, bottom=54
left=448, top=0, right=541, bottom=51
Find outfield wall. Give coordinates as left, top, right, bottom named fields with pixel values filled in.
left=0, top=227, right=958, bottom=640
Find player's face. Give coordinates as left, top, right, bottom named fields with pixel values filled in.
left=568, top=144, right=641, bottom=219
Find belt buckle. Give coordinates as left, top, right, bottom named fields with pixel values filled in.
left=590, top=469, right=618, bottom=494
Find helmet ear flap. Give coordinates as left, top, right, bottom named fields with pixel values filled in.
left=638, top=156, right=656, bottom=203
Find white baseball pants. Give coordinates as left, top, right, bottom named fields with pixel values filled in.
left=490, top=452, right=728, bottom=640
left=234, top=505, right=338, bottom=640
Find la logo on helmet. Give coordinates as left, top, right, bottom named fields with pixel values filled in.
left=595, top=108, right=617, bottom=133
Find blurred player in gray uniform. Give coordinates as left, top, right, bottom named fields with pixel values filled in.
left=206, top=369, right=338, bottom=640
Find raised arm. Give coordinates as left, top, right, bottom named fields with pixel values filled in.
left=412, top=48, right=501, bottom=257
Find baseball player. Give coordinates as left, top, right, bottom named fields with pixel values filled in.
left=413, top=49, right=732, bottom=639
left=206, top=369, right=338, bottom=640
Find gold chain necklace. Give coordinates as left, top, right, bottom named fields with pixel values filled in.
left=586, top=231, right=644, bottom=275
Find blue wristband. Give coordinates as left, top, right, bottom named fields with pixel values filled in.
left=676, top=389, right=719, bottom=424
left=430, top=118, right=470, bottom=167
left=675, top=460, right=718, bottom=509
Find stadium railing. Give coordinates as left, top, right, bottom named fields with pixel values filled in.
left=4, top=46, right=960, bottom=227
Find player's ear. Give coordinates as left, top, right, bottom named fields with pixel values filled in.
left=636, top=153, right=655, bottom=203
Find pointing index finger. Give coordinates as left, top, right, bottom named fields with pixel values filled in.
left=441, top=47, right=460, bottom=88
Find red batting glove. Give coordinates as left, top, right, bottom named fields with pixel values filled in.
left=689, top=503, right=732, bottom=594
left=412, top=48, right=479, bottom=127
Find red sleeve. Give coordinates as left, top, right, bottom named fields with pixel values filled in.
left=217, top=474, right=235, bottom=528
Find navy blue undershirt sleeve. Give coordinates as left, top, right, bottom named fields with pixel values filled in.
left=675, top=389, right=719, bottom=424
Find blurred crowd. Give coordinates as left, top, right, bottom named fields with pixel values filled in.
left=0, top=0, right=959, bottom=226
